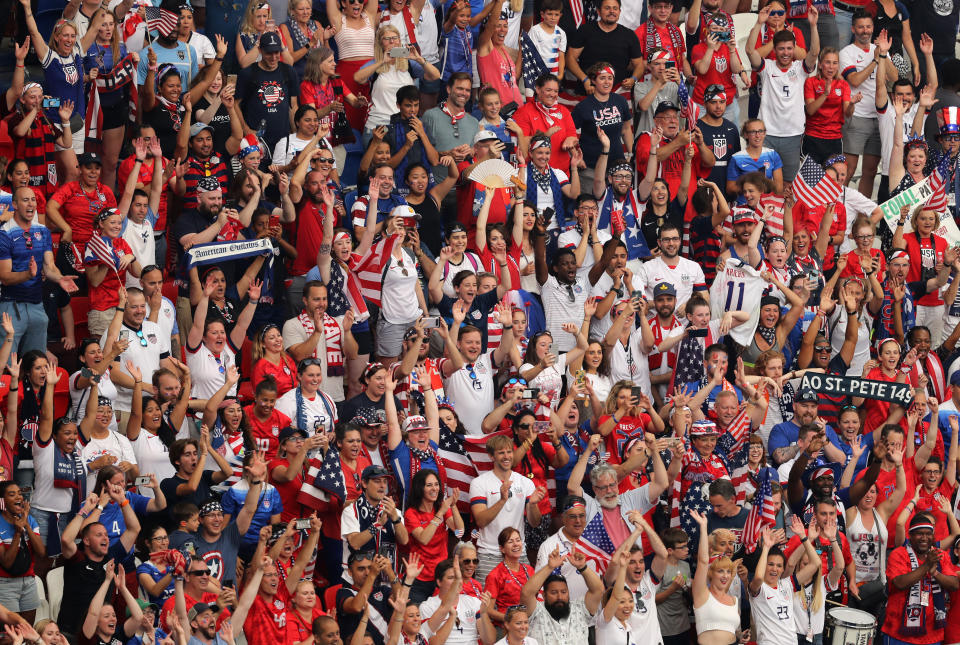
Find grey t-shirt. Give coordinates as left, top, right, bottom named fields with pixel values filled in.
left=657, top=560, right=692, bottom=636
left=632, top=80, right=679, bottom=135
left=422, top=108, right=480, bottom=181
left=176, top=522, right=242, bottom=587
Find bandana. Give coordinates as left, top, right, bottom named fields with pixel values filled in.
left=20, top=82, right=41, bottom=98
left=440, top=102, right=465, bottom=125
left=534, top=100, right=562, bottom=127
left=199, top=500, right=223, bottom=517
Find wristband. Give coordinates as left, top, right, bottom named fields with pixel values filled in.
left=96, top=504, right=105, bottom=511
left=401, top=580, right=413, bottom=587
left=575, top=565, right=587, bottom=574
left=215, top=56, right=224, bottom=61
left=879, top=53, right=888, bottom=58
left=598, top=151, right=609, bottom=156
left=800, top=536, right=809, bottom=543
left=15, top=64, right=23, bottom=68
left=8, top=387, right=16, bottom=392
left=391, top=516, right=402, bottom=525
left=900, top=366, right=912, bottom=374
left=501, top=325, right=512, bottom=330
left=249, top=298, right=260, bottom=304
left=120, top=499, right=130, bottom=507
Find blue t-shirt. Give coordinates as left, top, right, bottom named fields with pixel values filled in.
left=440, top=26, right=473, bottom=79
left=0, top=221, right=53, bottom=304
left=683, top=380, right=744, bottom=416
left=438, top=289, right=499, bottom=350
left=221, top=482, right=283, bottom=551
left=83, top=42, right=129, bottom=107
left=389, top=439, right=441, bottom=504
left=135, top=560, right=174, bottom=606
left=42, top=45, right=86, bottom=121
left=727, top=148, right=784, bottom=186
left=136, top=41, right=199, bottom=87
left=100, top=492, right=150, bottom=541
left=768, top=420, right=842, bottom=457
left=835, top=432, right=874, bottom=475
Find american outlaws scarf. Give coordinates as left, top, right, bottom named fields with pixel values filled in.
left=296, top=311, right=344, bottom=376
left=525, top=164, right=567, bottom=229
left=642, top=19, right=685, bottom=60
left=53, top=444, right=86, bottom=512
left=902, top=544, right=947, bottom=636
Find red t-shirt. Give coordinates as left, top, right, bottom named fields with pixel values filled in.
left=245, top=585, right=292, bottom=645
left=455, top=161, right=510, bottom=249
left=160, top=591, right=230, bottom=632
left=635, top=132, right=710, bottom=223
left=597, top=413, right=654, bottom=465
left=285, top=605, right=325, bottom=644
left=117, top=155, right=169, bottom=231
left=791, top=200, right=847, bottom=269
left=290, top=199, right=328, bottom=276
left=484, top=561, right=534, bottom=614
left=85, top=236, right=134, bottom=311
left=784, top=532, right=854, bottom=599
left=905, top=233, right=948, bottom=306
left=269, top=457, right=305, bottom=523
left=478, top=245, right=522, bottom=289
left=691, top=44, right=737, bottom=104
left=862, top=367, right=902, bottom=434
left=243, top=406, right=293, bottom=460
left=48, top=181, right=117, bottom=250
left=512, top=102, right=577, bottom=171
left=403, top=506, right=454, bottom=581
left=252, top=356, right=299, bottom=397
left=883, top=546, right=957, bottom=643
left=513, top=437, right=557, bottom=515
left=803, top=77, right=851, bottom=139
left=636, top=22, right=686, bottom=62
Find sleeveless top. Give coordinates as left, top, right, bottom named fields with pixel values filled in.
left=335, top=14, right=375, bottom=59
left=286, top=19, right=320, bottom=74
left=407, top=195, right=444, bottom=256
left=847, top=506, right=888, bottom=584
left=477, top=46, right=522, bottom=105
left=694, top=592, right=740, bottom=636
left=740, top=326, right=784, bottom=366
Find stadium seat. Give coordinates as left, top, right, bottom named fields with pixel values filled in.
left=34, top=575, right=48, bottom=621
left=344, top=190, right=359, bottom=217
left=340, top=132, right=364, bottom=191
left=162, top=280, right=178, bottom=304
left=53, top=367, right=70, bottom=419
left=69, top=296, right=91, bottom=342
left=46, top=566, right=63, bottom=622
left=322, top=583, right=342, bottom=613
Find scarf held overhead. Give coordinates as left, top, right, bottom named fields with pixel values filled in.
left=85, top=53, right=139, bottom=143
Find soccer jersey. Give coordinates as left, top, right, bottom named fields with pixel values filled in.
left=839, top=43, right=878, bottom=119
left=709, top=258, right=766, bottom=346
left=758, top=59, right=811, bottom=138
left=752, top=576, right=801, bottom=645
left=803, top=77, right=851, bottom=139
left=637, top=256, right=706, bottom=309
left=528, top=23, right=567, bottom=78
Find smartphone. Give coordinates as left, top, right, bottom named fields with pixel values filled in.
left=19, top=486, right=31, bottom=502
left=688, top=327, right=709, bottom=338
left=226, top=73, right=237, bottom=86
left=499, top=101, right=519, bottom=120
left=119, top=330, right=130, bottom=342
left=630, top=290, right=642, bottom=301
left=533, top=420, right=550, bottom=434
left=631, top=386, right=643, bottom=400
left=134, top=476, right=151, bottom=486
left=389, top=46, right=410, bottom=58
left=42, top=97, right=60, bottom=108
left=547, top=341, right=555, bottom=356
left=265, top=18, right=275, bottom=28
left=294, top=518, right=311, bottom=530
left=521, top=387, right=540, bottom=399
left=422, top=316, right=442, bottom=329
left=268, top=215, right=280, bottom=228
left=664, top=61, right=676, bottom=69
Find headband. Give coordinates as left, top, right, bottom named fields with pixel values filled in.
left=648, top=48, right=673, bottom=62
left=876, top=337, right=901, bottom=353
left=20, top=82, right=41, bottom=98
left=97, top=396, right=113, bottom=408
left=564, top=501, right=586, bottom=510
left=607, top=161, right=634, bottom=176
left=333, top=231, right=351, bottom=244
left=840, top=276, right=864, bottom=291
left=199, top=500, right=223, bottom=517
left=824, top=153, right=847, bottom=167
left=811, top=466, right=834, bottom=480
left=889, top=249, right=909, bottom=261
left=530, top=138, right=551, bottom=150
left=157, top=63, right=179, bottom=82
left=909, top=522, right=936, bottom=533
left=764, top=234, right=787, bottom=248
left=362, top=362, right=385, bottom=382
left=258, top=323, right=280, bottom=342
left=596, top=66, right=615, bottom=78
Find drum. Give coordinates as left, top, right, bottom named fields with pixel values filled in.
left=826, top=607, right=876, bottom=645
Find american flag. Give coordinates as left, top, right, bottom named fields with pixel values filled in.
left=668, top=336, right=708, bottom=395
left=144, top=6, right=179, bottom=37
left=925, top=152, right=952, bottom=213
left=437, top=425, right=479, bottom=514
left=757, top=193, right=786, bottom=238
left=676, top=81, right=700, bottom=128
left=520, top=32, right=550, bottom=95
left=577, top=511, right=615, bottom=573
left=741, top=466, right=778, bottom=553
left=335, top=252, right=370, bottom=322
left=85, top=233, right=120, bottom=276
left=297, top=446, right=347, bottom=509
left=678, top=482, right=712, bottom=551
left=351, top=233, right=400, bottom=308
left=792, top=156, right=842, bottom=209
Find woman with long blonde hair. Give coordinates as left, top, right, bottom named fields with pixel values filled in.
left=691, top=510, right=740, bottom=645
left=236, top=0, right=295, bottom=68
left=251, top=323, right=298, bottom=396
left=787, top=515, right=844, bottom=645
left=326, top=0, right=379, bottom=130
left=354, top=24, right=440, bottom=142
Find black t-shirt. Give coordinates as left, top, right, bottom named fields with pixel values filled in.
left=171, top=208, right=217, bottom=296
left=904, top=0, right=960, bottom=56
left=192, top=96, right=233, bottom=155
left=340, top=393, right=403, bottom=423
left=696, top=117, right=741, bottom=188
left=159, top=470, right=218, bottom=517
left=336, top=584, right=394, bottom=645
left=571, top=93, right=632, bottom=166
left=144, top=102, right=181, bottom=160
left=236, top=63, right=300, bottom=149
left=639, top=199, right=685, bottom=254
left=59, top=542, right=131, bottom=635
left=568, top=23, right=643, bottom=89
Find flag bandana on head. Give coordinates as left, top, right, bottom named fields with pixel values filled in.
left=186, top=238, right=278, bottom=269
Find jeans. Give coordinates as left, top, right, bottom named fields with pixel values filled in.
left=835, top=7, right=854, bottom=49
left=31, top=508, right=73, bottom=557
left=765, top=134, right=804, bottom=182
left=0, top=301, right=48, bottom=358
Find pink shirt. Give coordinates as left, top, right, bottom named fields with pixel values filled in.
left=601, top=506, right=632, bottom=545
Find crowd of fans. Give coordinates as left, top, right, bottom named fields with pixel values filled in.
left=3, top=0, right=960, bottom=643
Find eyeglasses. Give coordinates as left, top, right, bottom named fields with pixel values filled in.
left=611, top=173, right=633, bottom=181
left=945, top=135, right=960, bottom=141
left=565, top=284, right=575, bottom=303
left=382, top=35, right=400, bottom=42
left=134, top=329, right=148, bottom=347
left=746, top=129, right=766, bottom=135
left=768, top=9, right=785, bottom=15
left=854, top=234, right=873, bottom=240
left=814, top=345, right=831, bottom=353
left=151, top=535, right=169, bottom=541
left=660, top=236, right=680, bottom=243
left=21, top=234, right=32, bottom=250
left=317, top=157, right=334, bottom=164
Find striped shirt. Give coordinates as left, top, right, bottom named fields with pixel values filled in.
left=182, top=155, right=229, bottom=210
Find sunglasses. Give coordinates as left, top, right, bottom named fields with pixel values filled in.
left=460, top=558, right=479, bottom=564
left=317, top=157, right=335, bottom=163
left=768, top=9, right=785, bottom=15
left=213, top=354, right=225, bottom=374
left=21, top=234, right=32, bottom=250
left=134, top=329, right=148, bottom=347
left=187, top=569, right=210, bottom=576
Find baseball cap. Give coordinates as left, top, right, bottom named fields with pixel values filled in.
left=361, top=465, right=391, bottom=481
left=951, top=371, right=960, bottom=387
left=78, top=152, right=103, bottom=166
left=654, top=101, right=680, bottom=116
left=690, top=420, right=718, bottom=436
left=653, top=282, right=676, bottom=298
left=474, top=129, right=500, bottom=144
left=188, top=602, right=213, bottom=622
left=127, top=599, right=159, bottom=617
left=196, top=176, right=222, bottom=194
left=732, top=207, right=756, bottom=225
left=278, top=426, right=308, bottom=442
left=189, top=122, right=214, bottom=139
left=351, top=407, right=384, bottom=427
left=402, top=415, right=430, bottom=433
left=795, top=389, right=818, bottom=403
left=260, top=31, right=283, bottom=53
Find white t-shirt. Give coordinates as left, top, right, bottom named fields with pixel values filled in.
left=519, top=353, right=568, bottom=410
left=752, top=577, right=800, bottom=645
left=186, top=341, right=238, bottom=401
left=68, top=369, right=119, bottom=434
left=528, top=22, right=566, bottom=76
left=532, top=168, right=569, bottom=214
left=638, top=256, right=706, bottom=310
left=442, top=351, right=496, bottom=436
left=793, top=578, right=826, bottom=639
left=468, top=470, right=536, bottom=555
left=81, top=430, right=137, bottom=492
left=709, top=257, right=767, bottom=347
left=837, top=188, right=880, bottom=254
left=131, top=431, right=176, bottom=497
left=542, top=275, right=590, bottom=353
left=272, top=134, right=314, bottom=169
left=559, top=228, right=611, bottom=281
left=829, top=307, right=874, bottom=376
left=420, top=594, right=482, bottom=645
left=415, top=0, right=440, bottom=64
left=439, top=252, right=484, bottom=298
left=32, top=434, right=86, bottom=513
left=535, top=529, right=595, bottom=599
left=146, top=296, right=179, bottom=354
left=607, top=327, right=652, bottom=401
left=758, top=59, right=811, bottom=138
left=380, top=252, right=423, bottom=324
left=188, top=32, right=217, bottom=61
left=839, top=43, right=879, bottom=119
left=878, top=100, right=920, bottom=175
left=626, top=571, right=662, bottom=638
left=122, top=216, right=156, bottom=287
left=281, top=316, right=346, bottom=402
left=101, top=321, right=169, bottom=412
left=275, top=387, right=338, bottom=436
